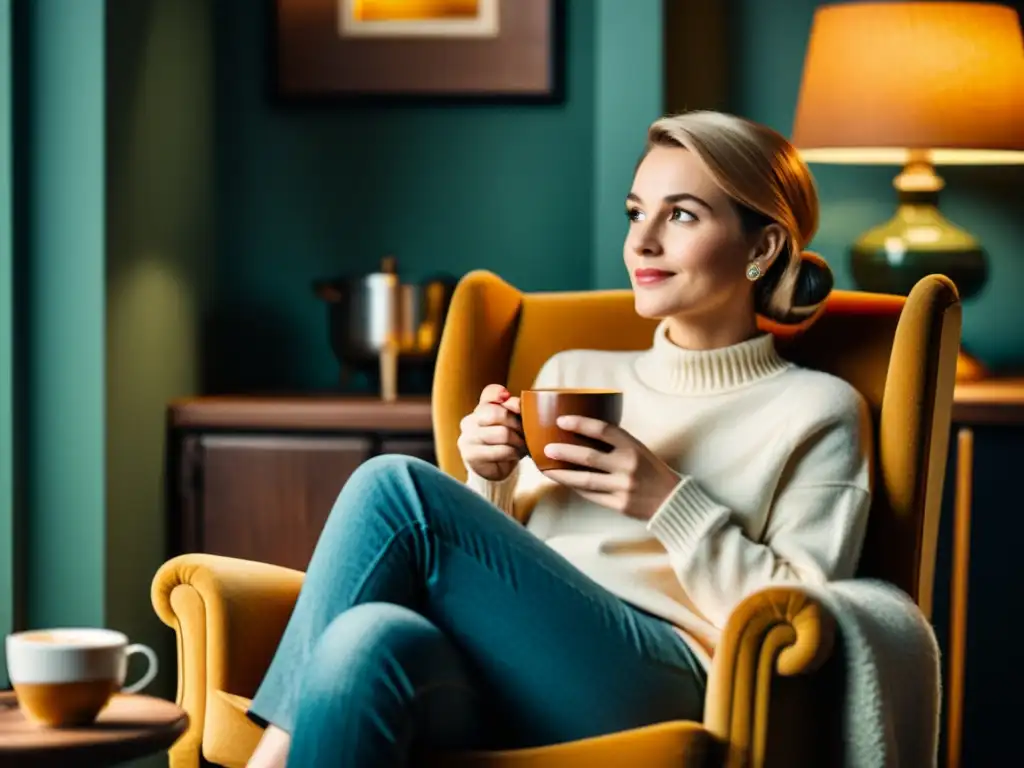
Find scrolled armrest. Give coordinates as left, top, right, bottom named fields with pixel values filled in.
left=704, top=586, right=839, bottom=767
left=151, top=554, right=304, bottom=768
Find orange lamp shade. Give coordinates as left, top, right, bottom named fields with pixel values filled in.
left=792, top=2, right=1024, bottom=165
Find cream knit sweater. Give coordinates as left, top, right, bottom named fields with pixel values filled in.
left=466, top=320, right=873, bottom=667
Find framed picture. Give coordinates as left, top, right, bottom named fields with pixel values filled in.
left=274, top=0, right=564, bottom=103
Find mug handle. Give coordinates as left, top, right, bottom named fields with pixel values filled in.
left=122, top=643, right=159, bottom=694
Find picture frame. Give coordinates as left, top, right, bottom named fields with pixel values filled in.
left=274, top=0, right=564, bottom=104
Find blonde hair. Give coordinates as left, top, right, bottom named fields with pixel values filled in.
left=645, top=111, right=832, bottom=323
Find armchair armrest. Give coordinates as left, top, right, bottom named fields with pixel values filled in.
left=704, top=586, right=841, bottom=768
left=151, top=554, right=304, bottom=768
left=432, top=270, right=524, bottom=481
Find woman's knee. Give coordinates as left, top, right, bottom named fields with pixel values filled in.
left=305, top=603, right=469, bottom=698
left=336, top=454, right=436, bottom=509
left=334, top=454, right=449, bottom=522
left=349, top=453, right=435, bottom=489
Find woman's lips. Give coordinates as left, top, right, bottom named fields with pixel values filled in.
left=634, top=268, right=675, bottom=286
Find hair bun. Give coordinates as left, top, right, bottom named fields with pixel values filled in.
left=784, top=251, right=833, bottom=321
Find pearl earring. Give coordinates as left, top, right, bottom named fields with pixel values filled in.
left=745, top=262, right=762, bottom=281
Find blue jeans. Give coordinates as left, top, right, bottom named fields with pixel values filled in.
left=247, top=455, right=706, bottom=767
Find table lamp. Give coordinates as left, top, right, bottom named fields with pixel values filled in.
left=791, top=1, right=1024, bottom=379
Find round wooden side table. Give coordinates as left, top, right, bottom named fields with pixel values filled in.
left=0, top=691, right=188, bottom=767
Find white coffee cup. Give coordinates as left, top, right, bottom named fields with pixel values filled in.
left=5, top=627, right=158, bottom=727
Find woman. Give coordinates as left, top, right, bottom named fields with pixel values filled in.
left=245, top=111, right=872, bottom=767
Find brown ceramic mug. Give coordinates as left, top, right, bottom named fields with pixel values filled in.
left=520, top=389, right=624, bottom=471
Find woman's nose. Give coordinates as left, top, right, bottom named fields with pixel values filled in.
left=631, top=224, right=663, bottom=256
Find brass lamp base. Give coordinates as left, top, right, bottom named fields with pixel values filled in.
left=849, top=157, right=987, bottom=300
left=849, top=156, right=988, bottom=381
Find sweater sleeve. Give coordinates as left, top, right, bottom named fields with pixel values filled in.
left=465, top=464, right=520, bottom=514
left=646, top=397, right=873, bottom=630
left=463, top=354, right=566, bottom=516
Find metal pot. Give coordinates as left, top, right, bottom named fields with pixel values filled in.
left=314, top=256, right=456, bottom=373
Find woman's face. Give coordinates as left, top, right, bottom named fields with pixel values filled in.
left=623, top=145, right=770, bottom=324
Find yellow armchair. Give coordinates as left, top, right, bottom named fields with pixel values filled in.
left=152, top=270, right=960, bottom=767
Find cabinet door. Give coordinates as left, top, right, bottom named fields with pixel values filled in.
left=199, top=434, right=373, bottom=571
left=933, top=424, right=1024, bottom=767
left=955, top=426, right=1024, bottom=765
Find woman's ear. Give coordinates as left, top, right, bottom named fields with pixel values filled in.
left=748, top=223, right=788, bottom=272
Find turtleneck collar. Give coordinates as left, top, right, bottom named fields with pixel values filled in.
left=634, top=319, right=791, bottom=395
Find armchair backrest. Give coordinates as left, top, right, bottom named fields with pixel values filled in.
left=432, top=271, right=961, bottom=617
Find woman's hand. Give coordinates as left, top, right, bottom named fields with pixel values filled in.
left=457, top=384, right=528, bottom=482
left=542, top=416, right=680, bottom=521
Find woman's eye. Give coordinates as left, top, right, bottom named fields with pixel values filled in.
left=626, top=208, right=644, bottom=222
left=670, top=208, right=696, bottom=223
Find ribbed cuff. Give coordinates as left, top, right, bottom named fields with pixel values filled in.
left=464, top=463, right=519, bottom=515
left=646, top=476, right=729, bottom=559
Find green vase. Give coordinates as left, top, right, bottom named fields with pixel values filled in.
left=850, top=190, right=987, bottom=300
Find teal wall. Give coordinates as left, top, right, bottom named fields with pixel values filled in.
left=730, top=0, right=1024, bottom=374
left=592, top=0, right=663, bottom=290
left=0, top=0, right=13, bottom=689
left=208, top=0, right=664, bottom=392
left=105, top=0, right=215, bottom=704
left=6, top=0, right=213, bottom=713
left=22, top=0, right=107, bottom=630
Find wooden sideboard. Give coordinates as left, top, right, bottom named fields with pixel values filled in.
left=165, top=382, right=1024, bottom=767
left=167, top=397, right=434, bottom=572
